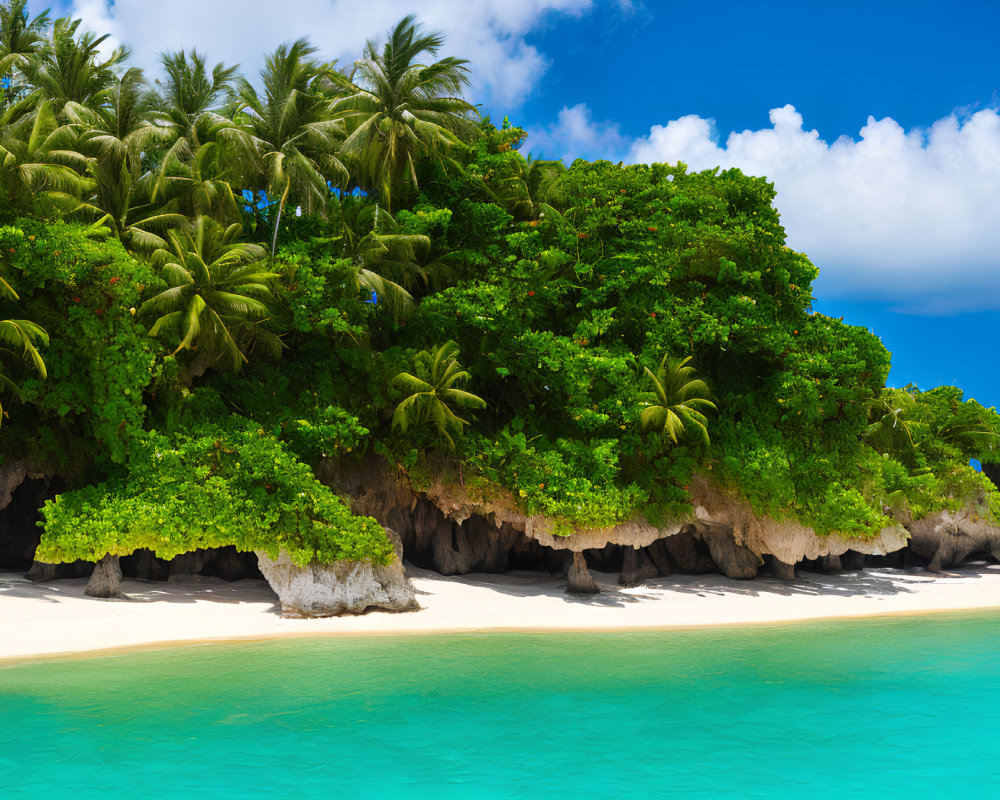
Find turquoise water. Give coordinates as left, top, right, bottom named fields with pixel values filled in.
left=2, top=613, right=999, bottom=799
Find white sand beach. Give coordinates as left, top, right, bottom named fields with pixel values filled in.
left=2, top=563, right=1000, bottom=661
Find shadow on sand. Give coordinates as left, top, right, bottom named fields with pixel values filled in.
left=402, top=563, right=999, bottom=609
left=0, top=571, right=281, bottom=613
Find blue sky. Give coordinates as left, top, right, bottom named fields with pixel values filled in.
left=516, top=1, right=1000, bottom=142
left=30, top=0, right=1000, bottom=406
left=513, top=1, right=1000, bottom=408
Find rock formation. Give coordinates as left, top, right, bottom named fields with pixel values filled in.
left=318, top=454, right=914, bottom=592
left=908, top=505, right=1000, bottom=570
left=567, top=551, right=599, bottom=593
left=619, top=546, right=658, bottom=587
left=10, top=450, right=998, bottom=611
left=86, top=554, right=124, bottom=598
left=0, top=462, right=61, bottom=571
left=256, top=529, right=419, bottom=617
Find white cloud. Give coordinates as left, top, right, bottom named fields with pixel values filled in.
left=66, top=0, right=619, bottom=109
left=526, top=103, right=629, bottom=162
left=527, top=101, right=1000, bottom=312
left=628, top=104, right=1000, bottom=313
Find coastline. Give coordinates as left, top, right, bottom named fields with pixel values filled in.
left=3, top=563, right=1000, bottom=663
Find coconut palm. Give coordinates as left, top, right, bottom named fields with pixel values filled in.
left=865, top=389, right=919, bottom=458
left=20, top=16, right=128, bottom=117
left=488, top=151, right=568, bottom=222
left=0, top=268, right=46, bottom=424
left=64, top=67, right=157, bottom=167
left=147, top=50, right=253, bottom=223
left=152, top=135, right=246, bottom=223
left=323, top=196, right=414, bottom=317
left=49, top=69, right=185, bottom=249
left=235, top=39, right=347, bottom=258
left=335, top=15, right=479, bottom=211
left=141, top=217, right=281, bottom=375
left=0, top=0, right=50, bottom=104
left=639, top=355, right=717, bottom=445
left=392, top=340, right=485, bottom=449
left=324, top=194, right=463, bottom=317
left=362, top=208, right=456, bottom=293
left=153, top=49, right=239, bottom=146
left=0, top=97, right=89, bottom=207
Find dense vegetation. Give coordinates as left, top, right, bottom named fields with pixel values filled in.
left=2, top=2, right=998, bottom=568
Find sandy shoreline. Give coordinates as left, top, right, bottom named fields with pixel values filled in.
left=2, top=563, right=1000, bottom=662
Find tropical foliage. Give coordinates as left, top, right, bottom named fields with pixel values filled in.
left=0, top=263, right=46, bottom=421
left=639, top=355, right=716, bottom=445
left=141, top=216, right=279, bottom=374
left=1, top=4, right=998, bottom=573
left=335, top=14, right=478, bottom=210
left=392, top=340, right=485, bottom=449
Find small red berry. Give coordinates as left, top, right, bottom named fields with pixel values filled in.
left=109, top=276, right=120, bottom=285
left=528, top=291, right=535, bottom=297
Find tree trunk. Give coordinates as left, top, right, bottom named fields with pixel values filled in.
left=270, top=176, right=292, bottom=261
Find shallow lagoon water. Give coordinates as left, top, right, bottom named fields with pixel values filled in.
left=2, top=612, right=999, bottom=799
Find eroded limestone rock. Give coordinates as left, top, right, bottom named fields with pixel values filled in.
left=822, top=554, right=842, bottom=573
left=690, top=475, right=908, bottom=565
left=695, top=522, right=762, bottom=579
left=120, top=549, right=170, bottom=582
left=619, top=546, right=658, bottom=587
left=567, top=551, right=599, bottom=594
left=27, top=560, right=58, bottom=582
left=908, top=507, right=1000, bottom=570
left=318, top=454, right=913, bottom=584
left=85, top=554, right=124, bottom=598
left=769, top=556, right=796, bottom=581
left=256, top=529, right=419, bottom=617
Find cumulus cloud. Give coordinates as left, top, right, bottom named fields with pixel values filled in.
left=534, top=102, right=1000, bottom=313
left=525, top=103, right=629, bottom=162
left=64, top=0, right=624, bottom=109
left=629, top=104, right=1000, bottom=313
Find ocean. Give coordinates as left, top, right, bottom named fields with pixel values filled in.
left=2, top=612, right=998, bottom=798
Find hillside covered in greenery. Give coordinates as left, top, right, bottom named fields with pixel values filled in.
left=1, top=3, right=998, bottom=571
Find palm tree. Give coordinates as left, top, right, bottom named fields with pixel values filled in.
left=0, top=97, right=89, bottom=207
left=639, top=355, right=717, bottom=445
left=865, top=389, right=919, bottom=458
left=20, top=16, right=128, bottom=117
left=235, top=39, right=347, bottom=258
left=153, top=49, right=239, bottom=146
left=148, top=49, right=253, bottom=223
left=488, top=150, right=568, bottom=222
left=324, top=195, right=462, bottom=318
left=0, top=0, right=50, bottom=104
left=141, top=217, right=280, bottom=376
left=153, top=135, right=246, bottom=224
left=392, top=340, right=485, bottom=449
left=0, top=268, right=46, bottom=423
left=53, top=69, right=184, bottom=249
left=335, top=15, right=479, bottom=211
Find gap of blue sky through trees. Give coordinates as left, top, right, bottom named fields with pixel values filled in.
left=27, top=0, right=1000, bottom=406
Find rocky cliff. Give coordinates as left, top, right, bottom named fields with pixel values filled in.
left=319, top=454, right=922, bottom=592
left=5, top=453, right=997, bottom=606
